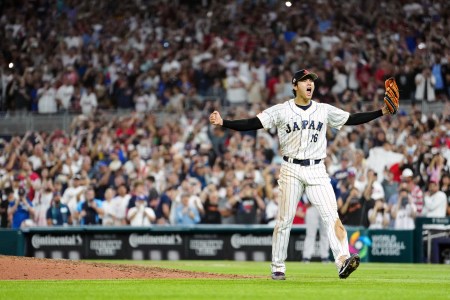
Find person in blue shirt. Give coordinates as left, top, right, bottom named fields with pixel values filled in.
left=174, top=193, right=200, bottom=225
left=8, top=187, right=35, bottom=229
left=77, top=187, right=104, bottom=225
left=46, top=192, right=72, bottom=226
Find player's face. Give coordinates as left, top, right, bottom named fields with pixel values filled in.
left=294, top=78, right=315, bottom=100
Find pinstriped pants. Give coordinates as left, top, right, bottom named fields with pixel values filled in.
left=271, top=161, right=350, bottom=273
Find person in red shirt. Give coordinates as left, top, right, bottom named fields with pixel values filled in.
left=18, top=161, right=40, bottom=202
left=292, top=200, right=307, bottom=225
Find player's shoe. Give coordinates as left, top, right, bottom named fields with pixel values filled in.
left=271, top=272, right=286, bottom=280
left=338, top=254, right=360, bottom=279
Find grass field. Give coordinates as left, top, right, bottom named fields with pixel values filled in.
left=1, top=260, right=449, bottom=300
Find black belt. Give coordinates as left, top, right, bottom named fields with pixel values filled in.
left=283, top=156, right=321, bottom=166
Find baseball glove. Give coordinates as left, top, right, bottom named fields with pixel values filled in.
left=384, top=77, right=399, bottom=114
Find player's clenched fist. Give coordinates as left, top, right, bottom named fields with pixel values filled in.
left=209, top=111, right=223, bottom=126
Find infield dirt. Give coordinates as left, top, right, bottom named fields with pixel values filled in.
left=0, top=255, right=254, bottom=280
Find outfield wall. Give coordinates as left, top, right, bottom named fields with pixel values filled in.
left=1, top=217, right=449, bottom=263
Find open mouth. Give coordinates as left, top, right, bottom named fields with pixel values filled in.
left=306, top=87, right=312, bottom=94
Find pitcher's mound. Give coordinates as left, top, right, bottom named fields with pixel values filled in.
left=0, top=255, right=252, bottom=280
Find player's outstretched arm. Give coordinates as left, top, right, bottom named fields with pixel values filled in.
left=209, top=110, right=263, bottom=131
left=345, top=77, right=399, bottom=126
left=344, top=104, right=393, bottom=126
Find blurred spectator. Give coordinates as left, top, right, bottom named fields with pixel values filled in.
left=414, top=67, right=436, bottom=105
left=200, top=186, right=222, bottom=224
left=219, top=185, right=239, bottom=225
left=274, top=70, right=292, bottom=102
left=292, top=200, right=307, bottom=225
left=360, top=170, right=385, bottom=227
left=37, top=80, right=57, bottom=114
left=33, top=180, right=54, bottom=226
left=303, top=202, right=330, bottom=263
left=401, top=168, right=424, bottom=215
left=8, top=187, right=35, bottom=229
left=46, top=192, right=72, bottom=226
left=225, top=66, right=249, bottom=106
left=0, top=189, right=12, bottom=228
left=134, top=88, right=157, bottom=114
left=56, top=76, right=74, bottom=112
left=381, top=168, right=399, bottom=205
left=248, top=71, right=265, bottom=106
left=61, top=174, right=86, bottom=224
left=440, top=173, right=450, bottom=216
left=155, top=185, right=177, bottom=224
left=127, top=195, right=156, bottom=226
left=339, top=187, right=364, bottom=226
left=77, top=187, right=104, bottom=225
left=80, top=86, right=98, bottom=116
left=235, top=182, right=265, bottom=224
left=422, top=180, right=448, bottom=217
left=367, top=198, right=390, bottom=229
left=391, top=188, right=417, bottom=230
left=127, top=181, right=148, bottom=210
left=101, top=187, right=117, bottom=226
left=174, top=193, right=200, bottom=225
left=110, top=184, right=131, bottom=226
left=395, top=64, right=415, bottom=102
left=185, top=177, right=205, bottom=215
left=145, top=175, right=159, bottom=204
left=261, top=168, right=279, bottom=226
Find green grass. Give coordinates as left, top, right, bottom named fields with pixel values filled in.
left=1, top=261, right=450, bottom=300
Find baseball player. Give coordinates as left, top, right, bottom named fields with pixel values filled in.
left=209, top=69, right=399, bottom=280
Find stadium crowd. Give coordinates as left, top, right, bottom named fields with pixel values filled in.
left=0, top=0, right=449, bottom=229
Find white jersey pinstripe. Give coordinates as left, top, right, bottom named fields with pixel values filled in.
left=257, top=99, right=351, bottom=274
left=257, top=99, right=350, bottom=159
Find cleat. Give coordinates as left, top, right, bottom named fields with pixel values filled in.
left=339, top=254, right=360, bottom=279
left=271, top=272, right=286, bottom=280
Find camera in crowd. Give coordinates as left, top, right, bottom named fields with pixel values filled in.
left=18, top=187, right=26, bottom=197
left=401, top=197, right=409, bottom=207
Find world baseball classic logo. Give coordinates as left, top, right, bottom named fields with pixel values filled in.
left=349, top=231, right=371, bottom=259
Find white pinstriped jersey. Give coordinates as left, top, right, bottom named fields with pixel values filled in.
left=257, top=99, right=349, bottom=160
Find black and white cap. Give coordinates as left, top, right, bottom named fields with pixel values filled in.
left=292, top=69, right=319, bottom=84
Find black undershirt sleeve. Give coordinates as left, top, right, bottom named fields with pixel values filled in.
left=222, top=117, right=264, bottom=131
left=344, top=110, right=383, bottom=126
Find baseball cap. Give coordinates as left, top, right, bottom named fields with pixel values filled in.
left=136, top=195, right=148, bottom=201
left=292, top=69, right=319, bottom=84
left=401, top=168, right=414, bottom=178
left=347, top=167, right=356, bottom=177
